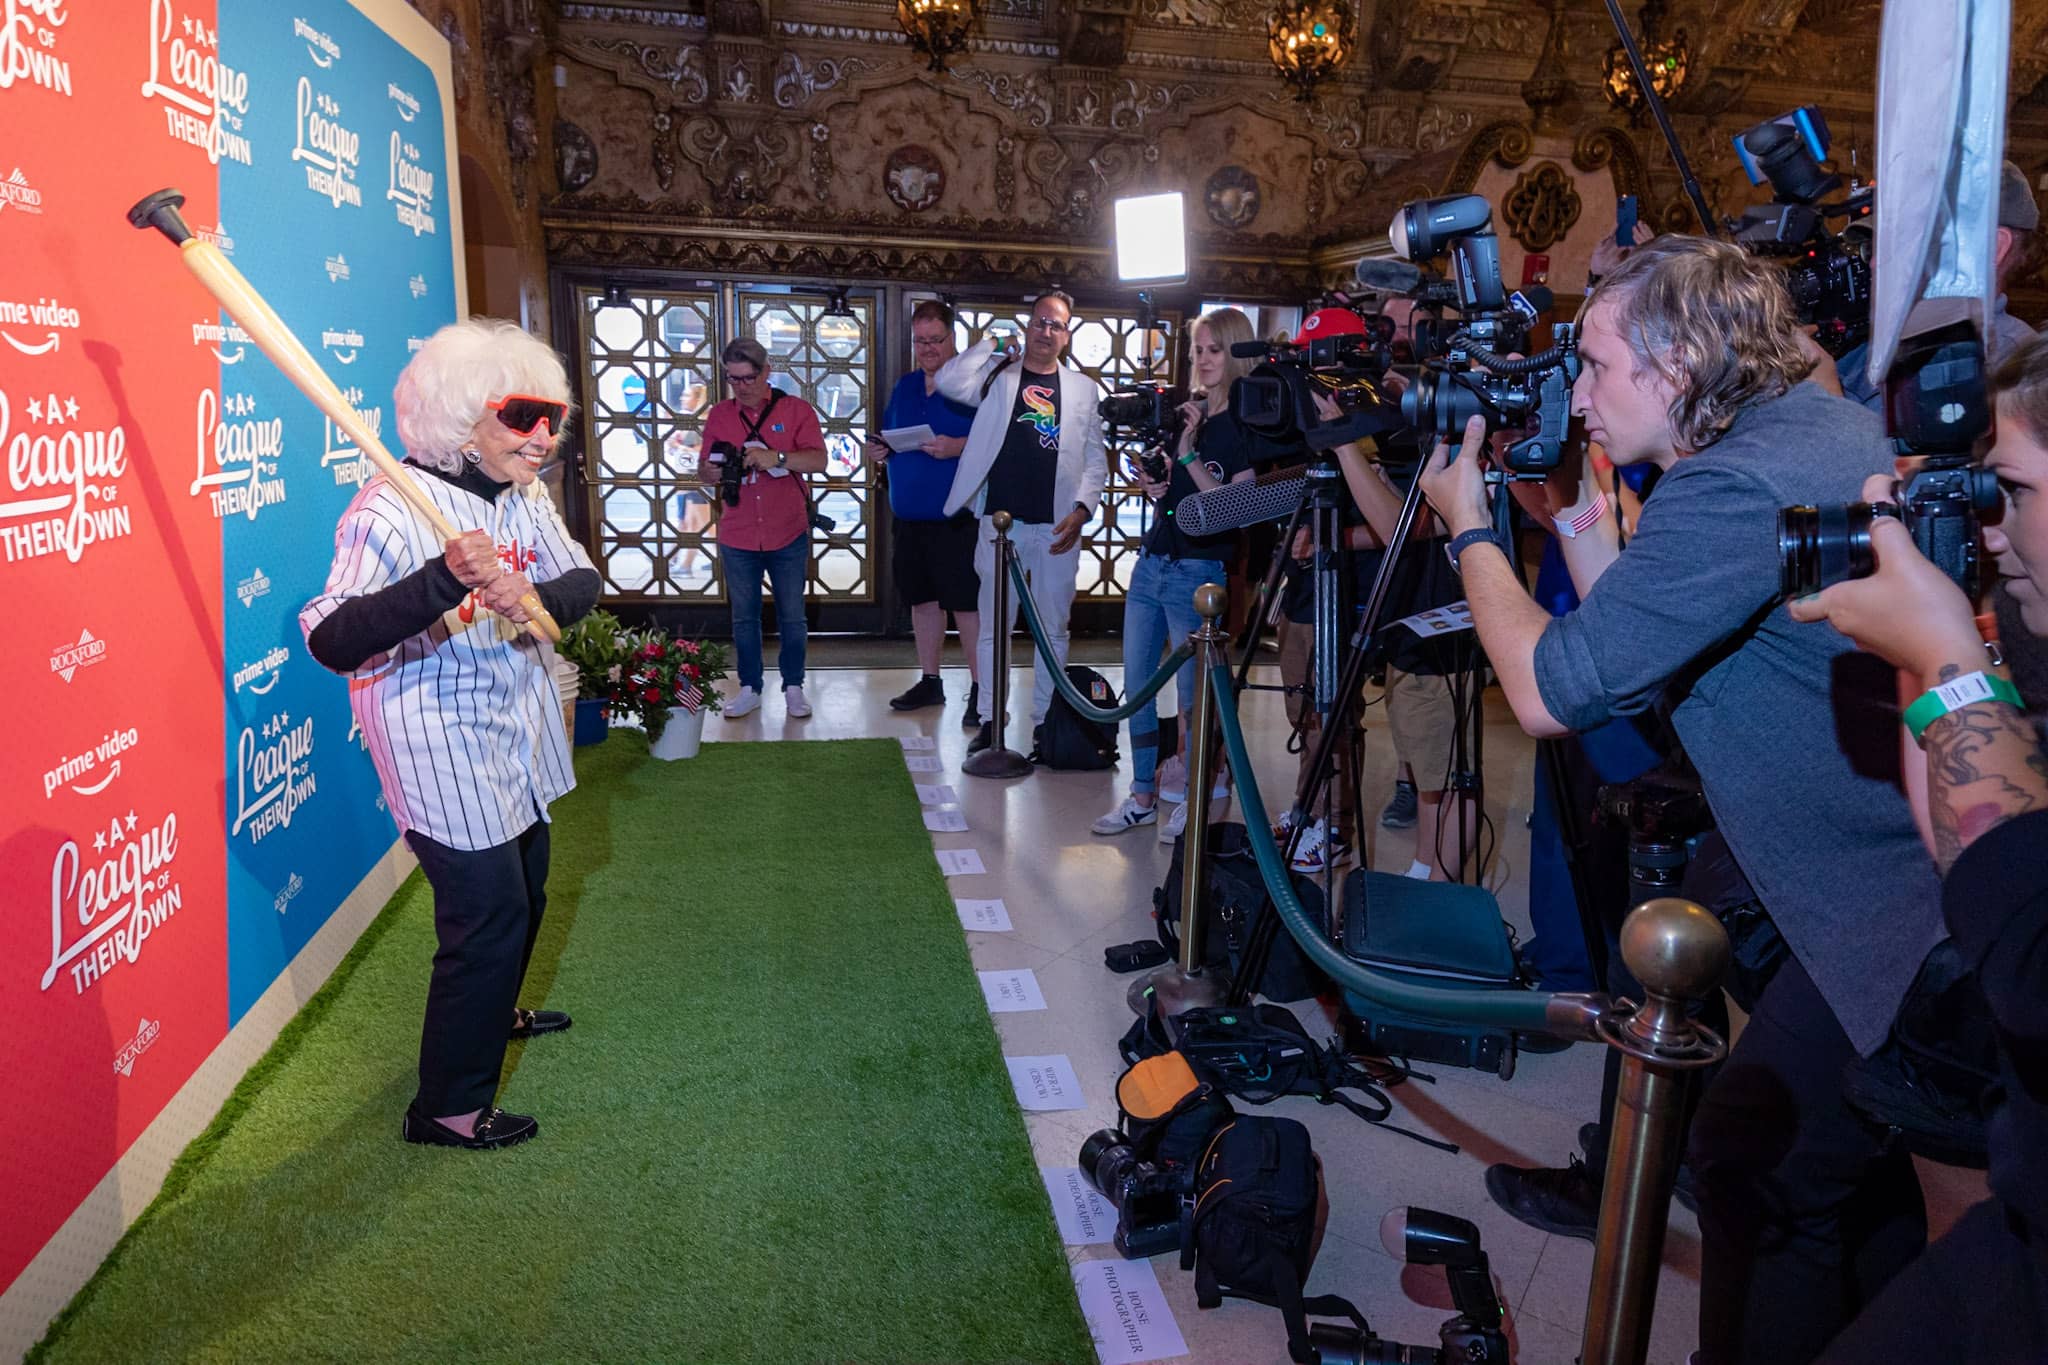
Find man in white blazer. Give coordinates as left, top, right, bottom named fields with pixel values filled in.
left=937, top=290, right=1109, bottom=754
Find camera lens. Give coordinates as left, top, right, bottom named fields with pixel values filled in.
left=1079, top=1129, right=1136, bottom=1207
left=1777, top=501, right=1878, bottom=597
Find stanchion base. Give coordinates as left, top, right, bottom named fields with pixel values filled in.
left=1127, top=963, right=1226, bottom=1019
left=962, top=747, right=1034, bottom=779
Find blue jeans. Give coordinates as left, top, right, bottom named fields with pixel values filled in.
left=1122, top=553, right=1226, bottom=794
left=722, top=532, right=809, bottom=692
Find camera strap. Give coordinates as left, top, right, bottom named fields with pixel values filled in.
left=732, top=392, right=827, bottom=529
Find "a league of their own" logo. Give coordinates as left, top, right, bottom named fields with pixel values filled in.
left=1, top=388, right=136, bottom=566
left=292, top=75, right=362, bottom=209
left=141, top=0, right=253, bottom=166
left=386, top=133, right=436, bottom=236
left=190, top=388, right=287, bottom=521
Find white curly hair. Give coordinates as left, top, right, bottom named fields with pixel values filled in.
left=393, top=319, right=573, bottom=474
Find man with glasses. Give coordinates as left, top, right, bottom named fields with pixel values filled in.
left=702, top=337, right=828, bottom=719
left=867, top=300, right=983, bottom=726
left=937, top=290, right=1108, bottom=757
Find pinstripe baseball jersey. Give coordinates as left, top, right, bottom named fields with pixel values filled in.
left=300, top=466, right=597, bottom=852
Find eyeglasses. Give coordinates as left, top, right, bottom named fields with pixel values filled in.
left=911, top=334, right=952, bottom=347
left=488, top=394, right=568, bottom=436
left=725, top=369, right=763, bottom=385
left=1027, top=318, right=1070, bottom=333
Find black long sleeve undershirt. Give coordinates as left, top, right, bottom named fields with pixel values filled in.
left=307, top=461, right=601, bottom=672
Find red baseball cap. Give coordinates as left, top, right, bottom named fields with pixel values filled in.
left=1295, top=307, right=1369, bottom=345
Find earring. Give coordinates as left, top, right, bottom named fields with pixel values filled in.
left=462, top=447, right=481, bottom=465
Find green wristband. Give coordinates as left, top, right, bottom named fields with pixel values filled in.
left=1903, top=670, right=2024, bottom=744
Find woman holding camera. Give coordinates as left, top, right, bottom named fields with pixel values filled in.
left=1092, top=308, right=1264, bottom=840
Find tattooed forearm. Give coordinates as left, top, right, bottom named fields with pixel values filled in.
left=1922, top=698, right=2048, bottom=875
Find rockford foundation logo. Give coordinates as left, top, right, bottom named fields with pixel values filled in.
left=1, top=293, right=80, bottom=357
left=386, top=133, right=437, bottom=236
left=42, top=726, right=140, bottom=799
left=321, top=326, right=362, bottom=365
left=48, top=627, right=106, bottom=681
left=2, top=388, right=136, bottom=565
left=192, top=317, right=251, bottom=364
left=0, top=166, right=43, bottom=212
left=231, top=710, right=317, bottom=844
left=141, top=0, right=253, bottom=167
left=322, top=385, right=380, bottom=486
left=236, top=566, right=271, bottom=606
left=291, top=77, right=362, bottom=209
left=388, top=80, right=419, bottom=122
left=196, top=219, right=234, bottom=254
left=191, top=389, right=287, bottom=521
left=293, top=16, right=339, bottom=68
left=273, top=872, right=304, bottom=916
left=408, top=274, right=427, bottom=300
left=42, top=807, right=184, bottom=995
left=113, top=1018, right=161, bottom=1078
left=325, top=252, right=350, bottom=283
left=232, top=645, right=288, bottom=695
left=0, top=0, right=75, bottom=97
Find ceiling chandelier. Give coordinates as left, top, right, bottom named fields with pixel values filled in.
left=1267, top=0, right=1354, bottom=102
left=898, top=0, right=979, bottom=73
left=1602, top=0, right=1691, bottom=115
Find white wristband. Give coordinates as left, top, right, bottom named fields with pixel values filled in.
left=1554, top=492, right=1608, bottom=539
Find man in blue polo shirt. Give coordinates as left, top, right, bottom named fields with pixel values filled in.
left=867, top=299, right=983, bottom=725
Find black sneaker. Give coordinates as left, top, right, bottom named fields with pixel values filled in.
left=890, top=675, right=945, bottom=711
left=1483, top=1156, right=1600, bottom=1240
left=968, top=721, right=994, bottom=755
left=1381, top=778, right=1418, bottom=829
left=402, top=1104, right=539, bottom=1151
left=1576, top=1122, right=1701, bottom=1215
left=962, top=683, right=982, bottom=729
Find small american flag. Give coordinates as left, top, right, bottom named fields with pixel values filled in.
left=674, top=677, right=704, bottom=714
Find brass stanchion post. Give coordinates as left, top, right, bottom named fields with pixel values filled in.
left=963, top=511, right=1033, bottom=779
left=1581, top=897, right=1730, bottom=1365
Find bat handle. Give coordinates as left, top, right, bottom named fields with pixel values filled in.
left=521, top=595, right=563, bottom=645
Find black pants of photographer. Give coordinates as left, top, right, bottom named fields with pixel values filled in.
left=406, top=819, right=550, bottom=1117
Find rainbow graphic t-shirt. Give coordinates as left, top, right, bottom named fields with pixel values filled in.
left=984, top=371, right=1063, bottom=523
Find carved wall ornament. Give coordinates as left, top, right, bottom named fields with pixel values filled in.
left=1502, top=161, right=1582, bottom=253
left=1445, top=121, right=1535, bottom=194
left=651, top=106, right=678, bottom=191
left=1205, top=165, right=1261, bottom=229
left=679, top=112, right=799, bottom=207
left=1571, top=125, right=1650, bottom=198
left=885, top=145, right=948, bottom=212
left=809, top=122, right=834, bottom=203
left=773, top=52, right=872, bottom=108
left=555, top=118, right=600, bottom=193
left=995, top=134, right=1017, bottom=213
left=570, top=38, right=710, bottom=103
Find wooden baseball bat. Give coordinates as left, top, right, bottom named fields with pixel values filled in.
left=127, top=189, right=561, bottom=645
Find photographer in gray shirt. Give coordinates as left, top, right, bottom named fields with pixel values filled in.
left=1418, top=235, right=1944, bottom=1365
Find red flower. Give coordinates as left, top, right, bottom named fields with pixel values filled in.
left=642, top=687, right=662, bottom=703
left=681, top=663, right=700, bottom=679
left=682, top=640, right=701, bottom=654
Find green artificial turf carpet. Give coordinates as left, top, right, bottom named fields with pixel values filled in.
left=33, top=738, right=1093, bottom=1365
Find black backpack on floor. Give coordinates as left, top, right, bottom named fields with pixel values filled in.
left=1034, top=665, right=1120, bottom=770
left=1153, top=823, right=1329, bottom=1003
left=1182, top=1115, right=1369, bottom=1364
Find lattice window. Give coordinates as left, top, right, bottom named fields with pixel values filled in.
left=739, top=291, right=876, bottom=603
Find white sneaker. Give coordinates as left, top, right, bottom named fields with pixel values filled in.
left=724, top=686, right=761, bottom=718
left=1159, top=799, right=1188, bottom=842
left=1288, top=818, right=1350, bottom=874
left=1156, top=755, right=1189, bottom=802
left=784, top=685, right=812, bottom=719
left=1091, top=797, right=1158, bottom=836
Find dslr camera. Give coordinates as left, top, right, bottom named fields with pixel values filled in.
left=1078, top=1127, right=1188, bottom=1259
left=1779, top=319, right=2001, bottom=597
left=1229, top=322, right=1399, bottom=453
left=1098, top=384, right=1188, bottom=483
left=1309, top=1208, right=1508, bottom=1364
left=1375, top=194, right=1580, bottom=477
left=707, top=438, right=747, bottom=508
left=1730, top=106, right=1874, bottom=358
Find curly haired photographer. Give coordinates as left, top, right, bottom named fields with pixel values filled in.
left=1418, top=234, right=1944, bottom=1365
left=1790, top=332, right=2048, bottom=1363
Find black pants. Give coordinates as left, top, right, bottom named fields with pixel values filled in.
left=1689, top=954, right=1926, bottom=1365
left=1812, top=1200, right=2048, bottom=1363
left=405, top=820, right=551, bottom=1117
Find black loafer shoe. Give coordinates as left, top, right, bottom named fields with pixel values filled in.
left=1483, top=1157, right=1599, bottom=1240
left=402, top=1105, right=539, bottom=1150
left=510, top=1007, right=571, bottom=1040
left=967, top=721, right=994, bottom=755
left=890, top=676, right=945, bottom=711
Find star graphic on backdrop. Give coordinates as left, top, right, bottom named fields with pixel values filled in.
left=64, top=397, right=79, bottom=420
left=93, top=829, right=106, bottom=853
left=181, top=14, right=193, bottom=36
left=125, top=811, right=137, bottom=832
left=26, top=397, right=41, bottom=422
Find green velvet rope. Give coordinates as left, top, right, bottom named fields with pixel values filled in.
left=1004, top=551, right=1194, bottom=724
left=1206, top=657, right=1562, bottom=1032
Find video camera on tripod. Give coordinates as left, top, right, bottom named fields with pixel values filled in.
left=1098, top=384, right=1190, bottom=484
left=1226, top=321, right=1400, bottom=454
left=1729, top=106, right=1874, bottom=359
left=1365, top=194, right=1580, bottom=477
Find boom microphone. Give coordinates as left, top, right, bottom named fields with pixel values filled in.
left=1230, top=339, right=1272, bottom=357
left=1175, top=475, right=1308, bottom=537
left=1353, top=258, right=1428, bottom=293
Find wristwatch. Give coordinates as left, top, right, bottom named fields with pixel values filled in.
left=1447, top=527, right=1498, bottom=571
left=775, top=450, right=787, bottom=469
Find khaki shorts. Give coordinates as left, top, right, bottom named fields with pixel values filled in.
left=1386, top=667, right=1455, bottom=790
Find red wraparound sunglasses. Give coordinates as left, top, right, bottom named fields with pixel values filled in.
left=489, top=393, right=569, bottom=435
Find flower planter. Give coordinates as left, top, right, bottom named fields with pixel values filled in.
left=573, top=697, right=611, bottom=746
left=649, top=705, right=705, bottom=761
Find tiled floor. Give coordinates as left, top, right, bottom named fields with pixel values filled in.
left=707, top=656, right=1702, bottom=1365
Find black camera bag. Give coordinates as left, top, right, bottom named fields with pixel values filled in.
left=1181, top=1115, right=1367, bottom=1364
left=1153, top=823, right=1328, bottom=1002
left=1113, top=1050, right=1235, bottom=1173
left=1034, top=665, right=1121, bottom=770
left=1841, top=939, right=2000, bottom=1169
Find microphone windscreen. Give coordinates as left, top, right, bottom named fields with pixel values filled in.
left=1175, top=476, right=1307, bottom=537
left=1353, top=258, right=1427, bottom=293
left=1516, top=285, right=1556, bottom=316
left=1229, top=339, right=1271, bottom=358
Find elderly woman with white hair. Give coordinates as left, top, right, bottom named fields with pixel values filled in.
left=301, top=318, right=600, bottom=1151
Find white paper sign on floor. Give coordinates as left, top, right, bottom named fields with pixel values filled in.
left=913, top=783, right=960, bottom=805
left=1006, top=1054, right=1084, bottom=1110
left=898, top=735, right=938, bottom=750
left=936, top=847, right=986, bottom=876
left=955, top=898, right=1012, bottom=932
left=904, top=754, right=943, bottom=773
left=923, top=808, right=969, bottom=833
left=1041, top=1167, right=1117, bottom=1246
left=979, top=968, right=1046, bottom=1013
left=1073, top=1257, right=1188, bottom=1364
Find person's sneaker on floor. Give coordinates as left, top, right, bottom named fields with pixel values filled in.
left=1092, top=796, right=1158, bottom=836
left=962, top=682, right=982, bottom=728
left=724, top=685, right=761, bottom=718
left=1159, top=798, right=1187, bottom=843
left=784, top=685, right=812, bottom=719
left=1576, top=1122, right=1700, bottom=1214
left=1156, top=754, right=1189, bottom=802
left=1288, top=818, right=1348, bottom=874
left=890, top=675, right=945, bottom=711
left=1381, top=777, right=1418, bottom=829
left=968, top=721, right=994, bottom=754
left=1483, top=1156, right=1600, bottom=1240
